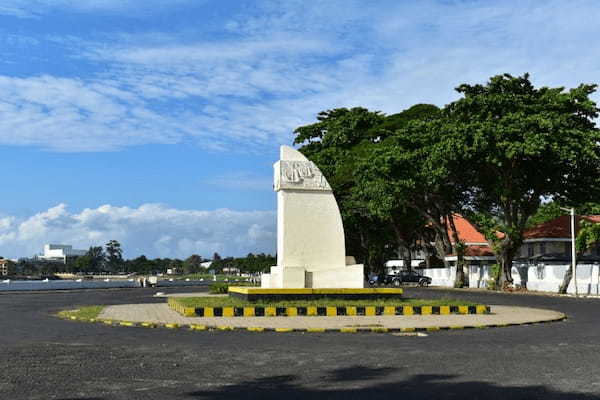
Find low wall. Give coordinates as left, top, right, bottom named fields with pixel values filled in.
left=422, top=264, right=600, bottom=295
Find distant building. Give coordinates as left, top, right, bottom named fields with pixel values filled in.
left=0, top=259, right=9, bottom=276
left=36, top=244, right=87, bottom=264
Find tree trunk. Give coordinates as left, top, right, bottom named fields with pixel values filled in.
left=402, top=248, right=412, bottom=273
left=447, top=214, right=467, bottom=288
left=434, top=232, right=451, bottom=268
left=497, top=251, right=515, bottom=288
left=454, top=254, right=466, bottom=288
left=558, top=265, right=572, bottom=294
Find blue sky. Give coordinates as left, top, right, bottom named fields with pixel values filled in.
left=1, top=0, right=599, bottom=259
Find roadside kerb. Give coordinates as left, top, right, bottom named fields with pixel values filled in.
left=167, top=297, right=490, bottom=317
left=58, top=312, right=567, bottom=334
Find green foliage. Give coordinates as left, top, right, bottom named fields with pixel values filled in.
left=576, top=220, right=600, bottom=255
left=210, top=253, right=275, bottom=274
left=486, top=264, right=501, bottom=290
left=183, top=254, right=203, bottom=274
left=450, top=73, right=600, bottom=282
left=527, top=201, right=565, bottom=227
left=293, top=105, right=442, bottom=274
left=172, top=296, right=483, bottom=308
left=104, top=240, right=123, bottom=272
left=209, top=282, right=230, bottom=294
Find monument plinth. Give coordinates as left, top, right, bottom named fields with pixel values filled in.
left=260, top=146, right=364, bottom=289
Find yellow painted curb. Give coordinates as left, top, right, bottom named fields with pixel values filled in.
left=421, top=306, right=433, bottom=315
left=265, top=307, right=276, bottom=317
left=426, top=327, right=440, bottom=331
left=306, top=328, right=326, bottom=332
left=286, top=307, right=298, bottom=317
left=440, top=306, right=450, bottom=315
left=164, top=323, right=179, bottom=329
left=340, top=327, right=358, bottom=333
left=189, top=324, right=206, bottom=331
left=370, top=327, right=388, bottom=333
left=401, top=327, right=415, bottom=332
left=275, top=328, right=294, bottom=332
left=247, top=327, right=264, bottom=332
left=119, top=321, right=135, bottom=327
left=243, top=307, right=255, bottom=317
left=217, top=326, right=233, bottom=331
left=222, top=307, right=234, bottom=317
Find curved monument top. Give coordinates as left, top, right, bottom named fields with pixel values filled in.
left=280, top=145, right=309, bottom=162
left=274, top=146, right=332, bottom=192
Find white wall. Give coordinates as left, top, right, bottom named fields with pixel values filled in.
left=423, top=263, right=600, bottom=294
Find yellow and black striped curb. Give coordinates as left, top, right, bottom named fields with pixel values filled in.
left=168, top=298, right=490, bottom=318
left=57, top=313, right=567, bottom=333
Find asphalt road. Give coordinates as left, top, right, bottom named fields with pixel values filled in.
left=1, top=286, right=599, bottom=400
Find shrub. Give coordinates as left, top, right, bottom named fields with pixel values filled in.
left=209, top=282, right=229, bottom=294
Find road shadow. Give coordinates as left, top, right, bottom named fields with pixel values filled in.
left=186, top=367, right=596, bottom=400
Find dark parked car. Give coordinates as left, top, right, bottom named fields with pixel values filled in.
left=397, top=271, right=432, bottom=287
left=368, top=273, right=401, bottom=287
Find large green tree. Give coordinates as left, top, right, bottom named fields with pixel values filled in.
left=448, top=74, right=600, bottom=285
left=354, top=105, right=471, bottom=285
left=293, top=107, right=398, bottom=275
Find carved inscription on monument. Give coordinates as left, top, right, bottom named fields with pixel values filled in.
left=275, top=160, right=332, bottom=191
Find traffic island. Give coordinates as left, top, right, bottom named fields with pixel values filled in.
left=56, top=302, right=566, bottom=334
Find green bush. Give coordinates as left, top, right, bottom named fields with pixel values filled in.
left=486, top=264, right=500, bottom=290
left=209, top=282, right=229, bottom=294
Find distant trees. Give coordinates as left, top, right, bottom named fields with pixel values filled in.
left=104, top=240, right=123, bottom=272
left=211, top=253, right=275, bottom=275
left=183, top=254, right=203, bottom=274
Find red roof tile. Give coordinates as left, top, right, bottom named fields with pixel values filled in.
left=523, top=215, right=600, bottom=239
left=464, top=245, right=495, bottom=257
left=447, top=214, right=488, bottom=244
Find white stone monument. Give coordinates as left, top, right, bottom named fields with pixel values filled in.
left=261, top=146, right=364, bottom=289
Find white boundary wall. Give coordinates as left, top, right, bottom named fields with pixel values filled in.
left=421, top=264, right=600, bottom=295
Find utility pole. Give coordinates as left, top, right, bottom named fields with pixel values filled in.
left=561, top=207, right=577, bottom=296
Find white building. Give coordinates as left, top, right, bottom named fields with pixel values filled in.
left=37, top=244, right=87, bottom=264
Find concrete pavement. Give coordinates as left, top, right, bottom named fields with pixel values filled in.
left=98, top=303, right=565, bottom=331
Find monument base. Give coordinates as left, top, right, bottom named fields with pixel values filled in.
left=261, top=264, right=364, bottom=289
left=228, top=287, right=403, bottom=302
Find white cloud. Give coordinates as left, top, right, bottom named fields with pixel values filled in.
left=0, top=0, right=197, bottom=17
left=0, top=204, right=276, bottom=259
left=1, top=1, right=599, bottom=152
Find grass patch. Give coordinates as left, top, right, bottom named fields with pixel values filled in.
left=57, top=305, right=104, bottom=320
left=171, top=296, right=482, bottom=308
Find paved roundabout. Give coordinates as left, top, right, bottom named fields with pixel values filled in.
left=93, top=302, right=565, bottom=333
left=1, top=286, right=599, bottom=399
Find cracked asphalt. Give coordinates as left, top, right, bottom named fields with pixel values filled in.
left=1, top=286, right=599, bottom=399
